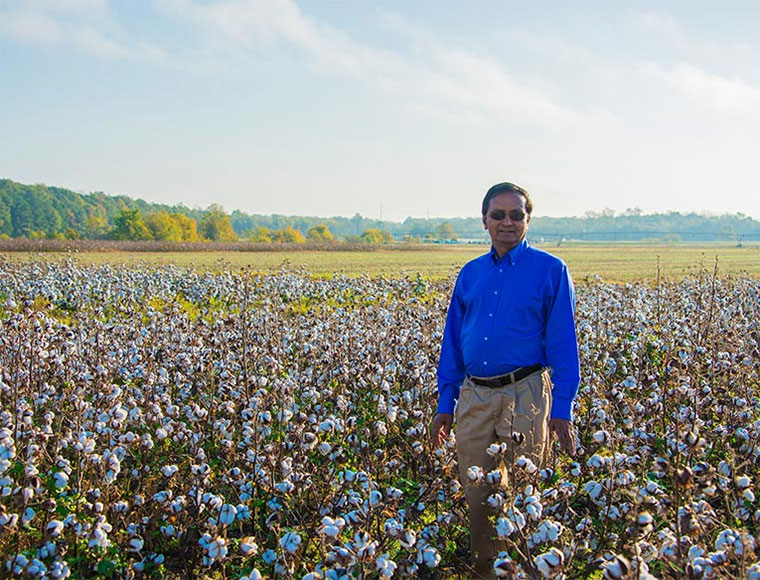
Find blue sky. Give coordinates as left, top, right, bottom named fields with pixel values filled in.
left=2, top=0, right=760, bottom=220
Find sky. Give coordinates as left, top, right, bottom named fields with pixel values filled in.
left=2, top=0, right=760, bottom=221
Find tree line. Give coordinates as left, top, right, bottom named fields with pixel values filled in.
left=2, top=179, right=760, bottom=243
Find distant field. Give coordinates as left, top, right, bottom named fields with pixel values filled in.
left=2, top=243, right=759, bottom=281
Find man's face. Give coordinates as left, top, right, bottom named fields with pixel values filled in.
left=482, top=192, right=530, bottom=255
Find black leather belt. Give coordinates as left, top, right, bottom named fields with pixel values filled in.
left=467, top=364, right=543, bottom=388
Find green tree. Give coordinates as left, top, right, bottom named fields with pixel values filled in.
left=307, top=224, right=334, bottom=242
left=361, top=228, right=393, bottom=244
left=85, top=212, right=109, bottom=238
left=199, top=205, right=238, bottom=242
left=435, top=222, right=458, bottom=241
left=110, top=209, right=153, bottom=240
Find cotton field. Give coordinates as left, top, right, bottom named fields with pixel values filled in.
left=1, top=259, right=759, bottom=579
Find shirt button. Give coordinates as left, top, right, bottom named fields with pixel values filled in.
left=494, top=290, right=498, bottom=295
left=484, top=337, right=488, bottom=341
left=499, top=269, right=503, bottom=273
left=483, top=361, right=488, bottom=365
left=488, top=313, right=493, bottom=317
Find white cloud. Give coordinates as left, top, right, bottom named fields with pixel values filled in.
left=154, top=0, right=594, bottom=129
left=0, top=0, right=129, bottom=59
left=644, top=62, right=760, bottom=116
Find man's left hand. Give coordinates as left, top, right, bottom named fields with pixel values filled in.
left=549, top=418, right=576, bottom=457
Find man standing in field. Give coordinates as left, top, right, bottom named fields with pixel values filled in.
left=430, top=182, right=580, bottom=578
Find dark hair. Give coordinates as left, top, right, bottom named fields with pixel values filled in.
left=482, top=182, right=533, bottom=216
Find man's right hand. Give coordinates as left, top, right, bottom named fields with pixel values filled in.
left=430, top=413, right=453, bottom=448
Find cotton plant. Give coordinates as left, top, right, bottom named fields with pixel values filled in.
left=1, top=262, right=760, bottom=577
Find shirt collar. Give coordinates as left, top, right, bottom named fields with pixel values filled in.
left=489, top=239, right=528, bottom=266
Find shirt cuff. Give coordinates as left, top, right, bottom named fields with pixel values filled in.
left=436, top=384, right=458, bottom=415
left=550, top=396, right=574, bottom=421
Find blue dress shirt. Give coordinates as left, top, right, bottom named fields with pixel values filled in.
left=437, top=240, right=580, bottom=420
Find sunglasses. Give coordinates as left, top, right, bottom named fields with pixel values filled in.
left=488, top=209, right=527, bottom=222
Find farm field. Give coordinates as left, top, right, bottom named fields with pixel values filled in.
left=2, top=243, right=760, bottom=281
left=1, top=258, right=760, bottom=578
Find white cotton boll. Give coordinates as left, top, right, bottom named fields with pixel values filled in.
left=524, top=496, right=543, bottom=520
left=495, top=517, right=515, bottom=539
left=399, top=529, right=416, bottom=549
left=515, top=456, right=537, bottom=474
left=602, top=555, right=632, bottom=579
left=486, top=442, right=507, bottom=457
left=746, top=563, right=760, bottom=580
left=384, top=518, right=403, bottom=537
left=369, top=490, right=383, bottom=507
left=275, top=481, right=295, bottom=493
left=375, top=553, right=397, bottom=578
left=21, top=507, right=35, bottom=525
left=505, top=508, right=526, bottom=530
left=493, top=552, right=515, bottom=577
left=240, top=536, right=258, bottom=556
left=535, top=547, right=565, bottom=578
left=744, top=489, right=756, bottom=502
left=486, top=470, right=502, bottom=485
left=127, top=536, right=144, bottom=552
left=467, top=466, right=485, bottom=483
left=593, top=430, right=609, bottom=444
left=280, top=531, right=302, bottom=554
left=161, top=464, right=178, bottom=478
left=318, top=442, right=332, bottom=456
left=205, top=537, right=228, bottom=562
left=47, top=520, right=64, bottom=537
left=417, top=545, right=440, bottom=568
left=320, top=516, right=345, bottom=538
left=584, top=481, right=604, bottom=501
left=219, top=504, right=237, bottom=526
left=737, top=475, right=752, bottom=489
left=487, top=493, right=504, bottom=509
left=575, top=517, right=594, bottom=532
left=5, top=554, right=28, bottom=575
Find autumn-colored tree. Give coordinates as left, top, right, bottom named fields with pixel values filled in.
left=361, top=228, right=393, bottom=244
left=170, top=213, right=199, bottom=242
left=145, top=211, right=183, bottom=241
left=249, top=226, right=273, bottom=243
left=307, top=224, right=334, bottom=242
left=273, top=226, right=305, bottom=243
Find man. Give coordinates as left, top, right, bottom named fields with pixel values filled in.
left=431, top=182, right=580, bottom=578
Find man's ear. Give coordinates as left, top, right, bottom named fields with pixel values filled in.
left=526, top=213, right=531, bottom=225
left=482, top=215, right=488, bottom=230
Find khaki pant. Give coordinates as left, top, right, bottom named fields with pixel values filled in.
left=456, top=369, right=552, bottom=579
